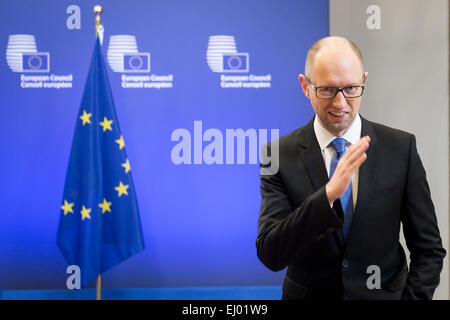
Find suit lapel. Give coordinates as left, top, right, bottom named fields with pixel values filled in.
left=353, top=117, right=378, bottom=217
left=345, top=116, right=379, bottom=248
left=296, top=118, right=345, bottom=247
left=296, top=118, right=329, bottom=191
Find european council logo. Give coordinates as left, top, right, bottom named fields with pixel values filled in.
left=6, top=34, right=50, bottom=72
left=107, top=35, right=150, bottom=73
left=206, top=35, right=249, bottom=73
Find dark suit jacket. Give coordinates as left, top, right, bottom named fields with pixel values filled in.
left=256, top=116, right=446, bottom=300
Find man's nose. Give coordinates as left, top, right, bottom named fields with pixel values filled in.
left=332, top=91, right=347, bottom=108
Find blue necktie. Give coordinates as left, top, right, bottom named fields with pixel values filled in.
left=329, top=138, right=354, bottom=243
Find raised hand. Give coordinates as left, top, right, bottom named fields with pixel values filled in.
left=325, top=136, right=370, bottom=204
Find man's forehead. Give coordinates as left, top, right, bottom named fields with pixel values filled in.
left=310, top=48, right=364, bottom=84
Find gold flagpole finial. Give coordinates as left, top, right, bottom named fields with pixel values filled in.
left=94, top=5, right=103, bottom=25
left=94, top=5, right=104, bottom=45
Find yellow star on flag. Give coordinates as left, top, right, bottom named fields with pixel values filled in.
left=100, top=116, right=113, bottom=132
left=122, top=159, right=131, bottom=174
left=115, top=181, right=129, bottom=197
left=61, top=200, right=74, bottom=215
left=79, top=110, right=92, bottom=126
left=80, top=205, right=92, bottom=220
left=98, top=198, right=112, bottom=214
left=115, top=135, right=125, bottom=150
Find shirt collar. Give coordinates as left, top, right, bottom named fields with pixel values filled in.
left=313, top=113, right=362, bottom=151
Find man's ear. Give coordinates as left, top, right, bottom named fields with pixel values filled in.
left=364, top=71, right=368, bottom=82
left=298, top=74, right=311, bottom=99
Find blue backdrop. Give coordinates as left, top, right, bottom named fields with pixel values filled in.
left=0, top=0, right=328, bottom=290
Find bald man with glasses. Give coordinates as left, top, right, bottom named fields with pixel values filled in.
left=256, top=36, right=445, bottom=300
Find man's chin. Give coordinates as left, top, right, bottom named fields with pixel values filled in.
left=317, top=114, right=355, bottom=136
left=326, top=122, right=351, bottom=137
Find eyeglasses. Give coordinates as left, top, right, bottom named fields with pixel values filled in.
left=305, top=75, right=365, bottom=99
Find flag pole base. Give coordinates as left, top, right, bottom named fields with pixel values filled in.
left=96, top=274, right=102, bottom=300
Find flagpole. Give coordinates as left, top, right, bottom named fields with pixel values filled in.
left=94, top=4, right=103, bottom=301
left=96, top=274, right=102, bottom=300
left=94, top=5, right=104, bottom=46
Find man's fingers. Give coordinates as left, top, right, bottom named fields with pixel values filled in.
left=328, top=137, right=370, bottom=200
left=354, top=152, right=368, bottom=168
left=351, top=136, right=370, bottom=153
left=345, top=137, right=369, bottom=156
left=344, top=137, right=370, bottom=164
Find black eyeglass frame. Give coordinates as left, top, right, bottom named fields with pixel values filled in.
left=305, top=75, right=365, bottom=99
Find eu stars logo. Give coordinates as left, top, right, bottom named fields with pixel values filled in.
left=206, top=35, right=271, bottom=89
left=106, top=35, right=173, bottom=89
left=98, top=199, right=112, bottom=214
left=107, top=35, right=150, bottom=73
left=80, top=206, right=92, bottom=221
left=61, top=200, right=74, bottom=216
left=99, top=116, right=113, bottom=132
left=79, top=110, right=92, bottom=126
left=6, top=34, right=73, bottom=89
left=207, top=35, right=249, bottom=73
left=115, top=181, right=130, bottom=197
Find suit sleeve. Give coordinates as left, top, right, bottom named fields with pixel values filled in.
left=256, top=147, right=343, bottom=272
left=401, top=135, right=446, bottom=300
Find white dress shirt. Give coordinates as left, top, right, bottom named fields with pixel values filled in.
left=313, top=113, right=362, bottom=209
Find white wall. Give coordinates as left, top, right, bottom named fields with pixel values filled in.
left=330, top=0, right=449, bottom=299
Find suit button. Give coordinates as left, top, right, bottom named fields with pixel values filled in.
left=342, top=259, right=349, bottom=268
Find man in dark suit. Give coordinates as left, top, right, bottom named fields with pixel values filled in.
left=256, top=36, right=446, bottom=300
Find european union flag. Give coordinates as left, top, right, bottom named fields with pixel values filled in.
left=22, top=53, right=50, bottom=72
left=123, top=53, right=150, bottom=73
left=222, top=53, right=249, bottom=72
left=57, top=39, right=144, bottom=287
